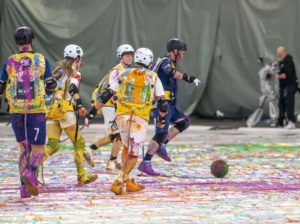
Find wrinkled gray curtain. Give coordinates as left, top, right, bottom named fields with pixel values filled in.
left=1, top=0, right=299, bottom=118
left=195, top=0, right=300, bottom=118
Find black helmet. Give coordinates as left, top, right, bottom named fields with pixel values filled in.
left=166, top=38, right=187, bottom=52
left=14, top=26, right=35, bottom=45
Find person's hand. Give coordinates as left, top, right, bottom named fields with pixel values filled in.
left=85, top=106, right=97, bottom=127
left=183, top=73, right=201, bottom=86
left=85, top=118, right=90, bottom=127
left=79, top=107, right=87, bottom=116
left=193, top=78, right=201, bottom=86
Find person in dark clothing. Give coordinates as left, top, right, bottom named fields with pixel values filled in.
left=276, top=46, right=298, bottom=129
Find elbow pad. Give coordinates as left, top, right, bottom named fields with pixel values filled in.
left=98, top=88, right=114, bottom=104
left=164, top=66, right=176, bottom=77
left=45, top=78, right=57, bottom=94
left=69, top=83, right=79, bottom=97
left=158, top=99, right=169, bottom=113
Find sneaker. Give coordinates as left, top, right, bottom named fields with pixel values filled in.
left=138, top=161, right=160, bottom=176
left=78, top=173, right=98, bottom=185
left=106, top=160, right=121, bottom=171
left=110, top=179, right=125, bottom=195
left=284, top=121, right=296, bottom=130
left=156, top=144, right=171, bottom=162
left=126, top=178, right=144, bottom=192
left=83, top=150, right=95, bottom=167
left=20, top=169, right=39, bottom=196
left=20, top=185, right=31, bottom=198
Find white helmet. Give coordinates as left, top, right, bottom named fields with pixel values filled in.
left=134, top=48, right=153, bottom=67
left=64, top=44, right=84, bottom=59
left=116, top=44, right=134, bottom=60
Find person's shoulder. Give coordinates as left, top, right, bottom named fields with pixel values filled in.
left=160, top=56, right=171, bottom=63
left=109, top=66, right=123, bottom=81
left=140, top=68, right=158, bottom=79
left=160, top=57, right=173, bottom=68
left=32, top=52, right=46, bottom=59
left=123, top=67, right=134, bottom=73
left=286, top=54, right=294, bottom=62
left=7, top=53, right=20, bottom=59
left=111, top=63, right=123, bottom=71
left=147, top=69, right=158, bottom=76
left=72, top=71, right=81, bottom=80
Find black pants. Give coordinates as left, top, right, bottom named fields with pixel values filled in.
left=278, top=85, right=297, bottom=126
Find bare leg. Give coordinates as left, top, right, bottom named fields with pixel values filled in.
left=111, top=138, right=122, bottom=158
left=93, top=135, right=111, bottom=148
left=146, top=140, right=160, bottom=156
left=106, top=137, right=122, bottom=170
left=121, top=145, right=129, bottom=169
left=165, top=126, right=180, bottom=142
left=123, top=155, right=138, bottom=180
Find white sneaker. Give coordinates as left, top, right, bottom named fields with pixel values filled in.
left=106, top=160, right=121, bottom=171
left=284, top=121, right=296, bottom=129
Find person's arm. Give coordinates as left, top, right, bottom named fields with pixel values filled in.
left=0, top=63, right=8, bottom=98
left=68, top=75, right=86, bottom=116
left=161, top=59, right=201, bottom=86
left=278, top=58, right=295, bottom=80
left=43, top=58, right=57, bottom=94
left=108, top=69, right=121, bottom=85
left=85, top=78, right=118, bottom=127
left=278, top=73, right=286, bottom=79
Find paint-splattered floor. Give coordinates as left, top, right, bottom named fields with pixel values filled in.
left=0, top=122, right=300, bottom=223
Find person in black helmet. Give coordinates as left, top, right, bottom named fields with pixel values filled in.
left=0, top=26, right=55, bottom=198
left=138, top=38, right=201, bottom=176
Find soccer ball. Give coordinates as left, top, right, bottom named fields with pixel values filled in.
left=210, top=160, right=229, bottom=178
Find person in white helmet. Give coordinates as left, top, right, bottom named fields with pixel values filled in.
left=89, top=44, right=134, bottom=171
left=43, top=44, right=98, bottom=185
left=85, top=48, right=167, bottom=195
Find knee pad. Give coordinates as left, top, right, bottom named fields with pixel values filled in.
left=110, top=133, right=121, bottom=142
left=47, top=138, right=60, bottom=155
left=74, top=136, right=85, bottom=151
left=174, top=117, right=191, bottom=133
left=152, top=133, right=166, bottom=145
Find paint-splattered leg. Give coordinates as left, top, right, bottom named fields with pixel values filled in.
left=18, top=142, right=28, bottom=177
left=64, top=126, right=98, bottom=185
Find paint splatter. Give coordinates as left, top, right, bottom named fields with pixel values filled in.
left=0, top=124, right=300, bottom=223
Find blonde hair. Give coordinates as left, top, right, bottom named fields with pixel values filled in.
left=53, top=58, right=76, bottom=78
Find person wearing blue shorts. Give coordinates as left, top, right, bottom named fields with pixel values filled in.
left=0, top=27, right=56, bottom=197
left=138, top=38, right=201, bottom=176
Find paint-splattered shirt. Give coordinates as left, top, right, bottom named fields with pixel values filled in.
left=0, top=52, right=52, bottom=82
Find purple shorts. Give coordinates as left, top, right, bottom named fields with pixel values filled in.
left=11, top=113, right=46, bottom=145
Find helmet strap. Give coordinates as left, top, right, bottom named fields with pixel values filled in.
left=172, top=50, right=179, bottom=66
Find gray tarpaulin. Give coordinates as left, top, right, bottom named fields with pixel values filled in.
left=0, top=0, right=299, bottom=118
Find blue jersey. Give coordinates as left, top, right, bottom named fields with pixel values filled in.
left=154, top=56, right=177, bottom=101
